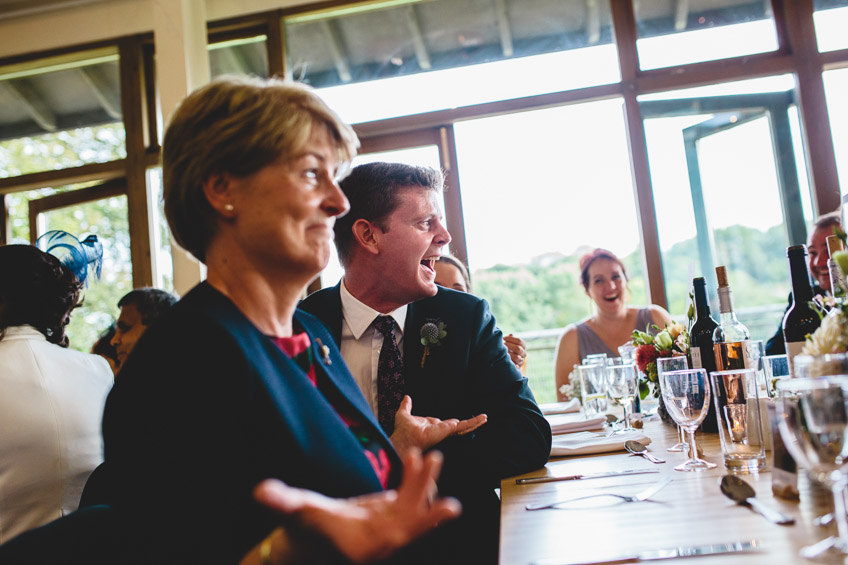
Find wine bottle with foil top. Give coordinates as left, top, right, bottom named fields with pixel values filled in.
left=689, top=277, right=719, bottom=432
left=712, top=266, right=754, bottom=371
left=828, top=235, right=846, bottom=296
left=783, top=245, right=821, bottom=377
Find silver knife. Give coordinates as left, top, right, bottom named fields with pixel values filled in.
left=532, top=540, right=761, bottom=565
left=516, top=469, right=660, bottom=485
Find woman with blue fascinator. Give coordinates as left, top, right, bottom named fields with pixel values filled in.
left=0, top=239, right=113, bottom=542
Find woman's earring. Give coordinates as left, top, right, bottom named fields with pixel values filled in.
left=224, top=204, right=234, bottom=212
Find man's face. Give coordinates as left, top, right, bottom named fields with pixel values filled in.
left=373, top=187, right=451, bottom=306
left=808, top=224, right=833, bottom=291
left=111, top=304, right=148, bottom=365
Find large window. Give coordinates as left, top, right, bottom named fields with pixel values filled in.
left=6, top=181, right=132, bottom=351
left=0, top=48, right=124, bottom=175
left=641, top=76, right=814, bottom=341
left=0, top=45, right=137, bottom=352
left=286, top=0, right=620, bottom=123
left=454, top=99, right=643, bottom=402
left=823, top=68, right=848, bottom=195
left=634, top=0, right=777, bottom=70
left=814, top=0, right=848, bottom=52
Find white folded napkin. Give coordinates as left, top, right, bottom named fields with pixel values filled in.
left=539, top=399, right=581, bottom=415
left=546, top=414, right=606, bottom=435
left=549, top=430, right=652, bottom=458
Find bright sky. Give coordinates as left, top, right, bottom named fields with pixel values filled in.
left=315, top=7, right=848, bottom=276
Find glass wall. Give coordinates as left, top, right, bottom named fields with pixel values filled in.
left=454, top=99, right=643, bottom=401
left=814, top=0, right=848, bottom=52
left=7, top=182, right=132, bottom=350
left=634, top=0, right=777, bottom=70
left=0, top=49, right=124, bottom=176
left=823, top=68, right=848, bottom=195
left=286, top=0, right=620, bottom=123
left=640, top=76, right=814, bottom=341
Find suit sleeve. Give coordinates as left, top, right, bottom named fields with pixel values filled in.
left=435, top=299, right=551, bottom=490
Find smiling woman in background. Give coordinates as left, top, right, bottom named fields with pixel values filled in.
left=554, top=248, right=672, bottom=401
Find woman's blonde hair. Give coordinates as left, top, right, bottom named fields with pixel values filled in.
left=163, top=75, right=359, bottom=262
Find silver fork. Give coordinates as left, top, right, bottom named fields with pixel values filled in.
left=525, top=476, right=673, bottom=511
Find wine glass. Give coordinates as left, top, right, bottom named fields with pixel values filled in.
left=657, top=356, right=689, bottom=452
left=606, top=364, right=638, bottom=432
left=659, top=368, right=717, bottom=472
left=777, top=377, right=848, bottom=561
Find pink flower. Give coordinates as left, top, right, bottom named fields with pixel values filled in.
left=635, top=344, right=659, bottom=374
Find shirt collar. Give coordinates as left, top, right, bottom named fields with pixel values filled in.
left=340, top=279, right=407, bottom=339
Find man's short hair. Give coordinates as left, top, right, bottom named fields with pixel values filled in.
left=814, top=210, right=842, bottom=231
left=117, top=288, right=177, bottom=326
left=334, top=162, right=444, bottom=267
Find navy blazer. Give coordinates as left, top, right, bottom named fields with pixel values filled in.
left=102, top=282, right=400, bottom=564
left=300, top=284, right=551, bottom=494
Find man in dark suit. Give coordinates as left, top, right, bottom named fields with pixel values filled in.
left=765, top=211, right=841, bottom=355
left=300, top=162, right=551, bottom=564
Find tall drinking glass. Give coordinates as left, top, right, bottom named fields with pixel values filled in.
left=657, top=356, right=689, bottom=452
left=578, top=363, right=608, bottom=416
left=607, top=364, right=638, bottom=431
left=761, top=354, right=789, bottom=398
left=777, top=377, right=848, bottom=561
left=660, top=368, right=717, bottom=472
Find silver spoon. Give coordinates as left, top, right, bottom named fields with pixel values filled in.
left=719, top=475, right=795, bottom=525
left=624, top=440, right=665, bottom=464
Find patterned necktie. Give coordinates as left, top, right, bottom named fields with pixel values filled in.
left=374, top=316, right=404, bottom=435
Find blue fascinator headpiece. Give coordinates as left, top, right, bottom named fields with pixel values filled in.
left=36, top=230, right=104, bottom=287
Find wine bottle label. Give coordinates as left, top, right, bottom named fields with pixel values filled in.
left=713, top=340, right=754, bottom=371
left=785, top=340, right=806, bottom=378
left=690, top=347, right=703, bottom=369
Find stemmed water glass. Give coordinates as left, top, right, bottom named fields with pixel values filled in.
left=777, top=377, right=848, bottom=562
left=657, top=357, right=689, bottom=453
left=607, top=364, right=638, bottom=432
left=660, top=368, right=716, bottom=472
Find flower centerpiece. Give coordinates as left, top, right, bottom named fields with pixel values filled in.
left=631, top=320, right=690, bottom=400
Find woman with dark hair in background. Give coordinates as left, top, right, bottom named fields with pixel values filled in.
left=434, top=254, right=527, bottom=369
left=554, top=248, right=672, bottom=401
left=0, top=245, right=112, bottom=543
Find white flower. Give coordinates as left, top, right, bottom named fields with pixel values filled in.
left=803, top=309, right=847, bottom=355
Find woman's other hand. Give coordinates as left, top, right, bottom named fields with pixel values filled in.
left=250, top=449, right=461, bottom=564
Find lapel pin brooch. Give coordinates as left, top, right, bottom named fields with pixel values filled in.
left=315, top=338, right=332, bottom=365
left=419, top=319, right=447, bottom=368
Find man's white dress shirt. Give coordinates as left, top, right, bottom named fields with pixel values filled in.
left=339, top=280, right=407, bottom=419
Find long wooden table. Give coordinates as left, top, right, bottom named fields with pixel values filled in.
left=500, top=415, right=835, bottom=565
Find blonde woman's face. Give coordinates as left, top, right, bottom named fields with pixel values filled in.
left=434, top=260, right=469, bottom=293
left=227, top=127, right=349, bottom=280
left=586, top=258, right=627, bottom=312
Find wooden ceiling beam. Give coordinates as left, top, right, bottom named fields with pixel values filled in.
left=404, top=5, right=431, bottom=70
left=674, top=0, right=690, bottom=31
left=0, top=79, right=57, bottom=132
left=319, top=19, right=352, bottom=83
left=586, top=0, right=601, bottom=45
left=494, top=0, right=514, bottom=57
left=78, top=66, right=121, bottom=120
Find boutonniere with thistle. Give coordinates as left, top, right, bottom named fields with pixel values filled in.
left=419, top=319, right=447, bottom=368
